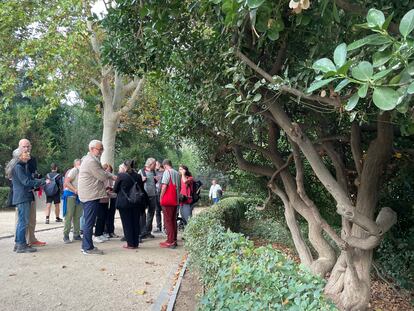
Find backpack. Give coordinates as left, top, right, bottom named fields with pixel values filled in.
left=44, top=173, right=60, bottom=197
left=123, top=173, right=147, bottom=206
left=191, top=180, right=203, bottom=204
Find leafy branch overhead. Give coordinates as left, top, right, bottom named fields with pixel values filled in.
left=308, top=9, right=414, bottom=113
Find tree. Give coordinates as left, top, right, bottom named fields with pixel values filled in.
left=102, top=1, right=413, bottom=310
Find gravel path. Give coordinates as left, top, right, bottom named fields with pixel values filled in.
left=0, top=199, right=185, bottom=311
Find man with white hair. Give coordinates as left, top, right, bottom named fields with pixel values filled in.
left=18, top=139, right=47, bottom=247
left=78, top=140, right=116, bottom=255
left=139, top=157, right=157, bottom=238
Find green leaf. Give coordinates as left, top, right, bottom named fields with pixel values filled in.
left=334, top=79, right=350, bottom=92
left=373, top=51, right=392, bottom=67
left=333, top=43, right=347, bottom=67
left=382, top=12, right=394, bottom=30
left=347, top=34, right=392, bottom=51
left=247, top=0, right=266, bottom=9
left=407, top=82, right=414, bottom=94
left=336, top=60, right=352, bottom=75
left=252, top=93, right=262, bottom=102
left=345, top=93, right=359, bottom=111
left=372, top=87, right=399, bottom=110
left=399, top=9, right=414, bottom=38
left=372, top=67, right=393, bottom=81
left=358, top=84, right=369, bottom=98
left=366, top=9, right=385, bottom=28
left=351, top=61, right=373, bottom=81
left=312, top=58, right=336, bottom=73
left=307, top=78, right=336, bottom=93
left=333, top=2, right=340, bottom=23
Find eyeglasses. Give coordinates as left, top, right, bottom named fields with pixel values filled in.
left=93, top=147, right=104, bottom=151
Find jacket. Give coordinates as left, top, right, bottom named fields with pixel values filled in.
left=78, top=153, right=114, bottom=202
left=12, top=162, right=44, bottom=205
left=113, top=171, right=147, bottom=210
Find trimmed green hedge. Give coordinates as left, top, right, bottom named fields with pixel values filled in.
left=184, top=197, right=337, bottom=311
left=0, top=187, right=10, bottom=209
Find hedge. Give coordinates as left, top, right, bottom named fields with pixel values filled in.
left=0, top=187, right=10, bottom=209
left=184, top=197, right=337, bottom=311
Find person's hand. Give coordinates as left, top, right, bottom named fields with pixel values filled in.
left=142, top=176, right=147, bottom=182
left=112, top=175, right=118, bottom=181
left=45, top=179, right=51, bottom=184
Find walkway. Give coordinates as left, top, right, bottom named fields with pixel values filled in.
left=0, top=195, right=186, bottom=311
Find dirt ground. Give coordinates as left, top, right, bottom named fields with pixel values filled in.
left=173, top=267, right=203, bottom=311
left=0, top=201, right=185, bottom=311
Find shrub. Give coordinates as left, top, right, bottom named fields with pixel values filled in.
left=184, top=197, right=338, bottom=310
left=0, top=186, right=10, bottom=209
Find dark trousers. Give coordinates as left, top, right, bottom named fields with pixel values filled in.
left=82, top=200, right=99, bottom=251
left=119, top=207, right=140, bottom=247
left=139, top=209, right=146, bottom=236
left=155, top=195, right=162, bottom=230
left=95, top=202, right=108, bottom=236
left=145, top=196, right=157, bottom=234
left=105, top=198, right=116, bottom=234
left=162, top=205, right=177, bottom=244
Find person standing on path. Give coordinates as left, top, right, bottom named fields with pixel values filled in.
left=178, top=165, right=194, bottom=227
left=154, top=161, right=164, bottom=233
left=114, top=161, right=147, bottom=249
left=94, top=163, right=113, bottom=243
left=139, top=158, right=157, bottom=239
left=18, top=139, right=47, bottom=247
left=62, top=159, right=82, bottom=243
left=44, top=163, right=63, bottom=224
left=10, top=150, right=45, bottom=253
left=209, top=179, right=222, bottom=204
left=159, top=159, right=180, bottom=249
left=78, top=140, right=116, bottom=255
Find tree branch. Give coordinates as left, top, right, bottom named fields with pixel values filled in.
left=117, top=77, right=145, bottom=116
left=235, top=50, right=341, bottom=108
left=351, top=121, right=363, bottom=178
left=232, top=145, right=274, bottom=177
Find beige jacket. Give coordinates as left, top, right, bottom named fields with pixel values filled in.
left=78, top=153, right=113, bottom=202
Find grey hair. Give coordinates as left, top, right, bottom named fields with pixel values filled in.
left=88, top=140, right=102, bottom=149
left=5, top=149, right=22, bottom=179
left=73, top=158, right=81, bottom=165
left=145, top=157, right=156, bottom=167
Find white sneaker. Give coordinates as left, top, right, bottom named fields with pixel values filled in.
left=93, top=236, right=104, bottom=243
left=100, top=235, right=109, bottom=241
left=103, top=233, right=110, bottom=238
left=82, top=247, right=103, bottom=255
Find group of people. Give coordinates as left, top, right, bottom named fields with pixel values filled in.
left=6, top=138, right=199, bottom=255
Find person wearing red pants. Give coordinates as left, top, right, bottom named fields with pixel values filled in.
left=159, top=159, right=180, bottom=249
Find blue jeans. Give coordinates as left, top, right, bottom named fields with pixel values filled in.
left=15, top=201, right=31, bottom=245
left=213, top=197, right=220, bottom=204
left=180, top=204, right=192, bottom=225
left=82, top=200, right=99, bottom=251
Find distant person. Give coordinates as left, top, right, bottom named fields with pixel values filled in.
left=178, top=164, right=194, bottom=227
left=114, top=161, right=147, bottom=249
left=94, top=163, right=114, bottom=243
left=139, top=158, right=157, bottom=239
left=44, top=163, right=63, bottom=223
left=78, top=140, right=116, bottom=255
left=209, top=179, right=222, bottom=204
left=153, top=161, right=164, bottom=233
left=105, top=165, right=118, bottom=238
left=159, top=159, right=180, bottom=248
left=18, top=139, right=46, bottom=247
left=9, top=150, right=45, bottom=253
left=62, top=159, right=82, bottom=243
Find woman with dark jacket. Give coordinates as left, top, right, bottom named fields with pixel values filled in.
left=113, top=160, right=147, bottom=249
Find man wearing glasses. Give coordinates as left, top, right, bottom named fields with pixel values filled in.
left=78, top=140, right=116, bottom=255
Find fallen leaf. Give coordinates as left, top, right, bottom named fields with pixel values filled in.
left=100, top=268, right=106, bottom=271
left=134, top=290, right=146, bottom=295
left=9, top=273, right=16, bottom=277
left=145, top=299, right=154, bottom=304
left=145, top=281, right=151, bottom=285
left=62, top=265, right=67, bottom=269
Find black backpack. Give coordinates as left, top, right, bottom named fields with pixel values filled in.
left=123, top=173, right=147, bottom=206
left=192, top=180, right=203, bottom=204
left=44, top=173, right=60, bottom=197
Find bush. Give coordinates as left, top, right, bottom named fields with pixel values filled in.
left=184, top=197, right=338, bottom=311
left=0, top=186, right=10, bottom=209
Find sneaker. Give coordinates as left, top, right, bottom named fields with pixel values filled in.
left=122, top=244, right=138, bottom=249
left=56, top=217, right=63, bottom=222
left=16, top=245, right=37, bottom=253
left=31, top=240, right=46, bottom=247
left=159, top=241, right=177, bottom=249
left=45, top=219, right=49, bottom=224
left=152, top=228, right=162, bottom=233
left=120, top=236, right=126, bottom=242
left=82, top=247, right=103, bottom=255
left=99, top=235, right=109, bottom=241
left=63, top=236, right=72, bottom=244
left=143, top=233, right=155, bottom=239
left=93, top=236, right=105, bottom=243
left=103, top=233, right=110, bottom=238
left=109, top=233, right=119, bottom=238
left=73, top=235, right=82, bottom=241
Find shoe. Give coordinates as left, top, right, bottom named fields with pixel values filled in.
left=122, top=244, right=138, bottom=249
left=16, top=245, right=37, bottom=253
left=45, top=219, right=49, bottom=224
left=109, top=233, right=119, bottom=238
left=93, top=236, right=105, bottom=243
left=120, top=236, right=126, bottom=241
left=56, top=217, right=63, bottom=222
left=73, top=235, right=82, bottom=241
left=146, top=233, right=155, bottom=239
left=63, top=236, right=72, bottom=244
left=31, top=240, right=46, bottom=247
left=153, top=228, right=162, bottom=233
left=99, top=235, right=109, bottom=241
left=82, top=247, right=103, bottom=255
left=159, top=241, right=176, bottom=249
left=103, top=233, right=110, bottom=238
